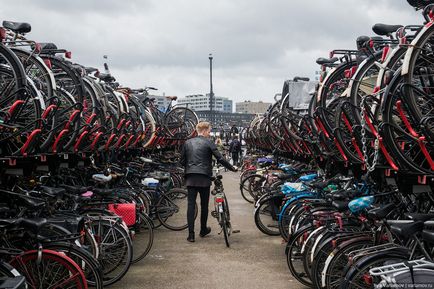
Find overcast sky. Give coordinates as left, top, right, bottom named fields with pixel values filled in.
left=1, top=0, right=421, bottom=103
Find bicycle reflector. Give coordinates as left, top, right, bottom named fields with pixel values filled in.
left=34, top=43, right=41, bottom=53
left=215, top=197, right=224, bottom=203
left=0, top=28, right=5, bottom=41
left=43, top=58, right=52, bottom=69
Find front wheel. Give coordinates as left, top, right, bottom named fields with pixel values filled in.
left=221, top=210, right=230, bottom=248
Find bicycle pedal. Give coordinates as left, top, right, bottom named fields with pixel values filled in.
left=211, top=211, right=218, bottom=218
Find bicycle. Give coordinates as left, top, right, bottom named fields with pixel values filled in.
left=210, top=167, right=239, bottom=247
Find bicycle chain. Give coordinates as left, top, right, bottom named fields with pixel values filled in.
left=360, top=95, right=379, bottom=173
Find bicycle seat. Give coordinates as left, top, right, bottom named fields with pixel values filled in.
left=332, top=189, right=360, bottom=201
left=92, top=173, right=112, bottom=183
left=404, top=213, right=434, bottom=222
left=140, top=157, right=154, bottom=164
left=316, top=57, right=338, bottom=65
left=98, top=73, right=115, bottom=82
left=92, top=188, right=115, bottom=196
left=60, top=185, right=92, bottom=195
left=390, top=221, right=424, bottom=240
left=272, top=172, right=292, bottom=180
left=20, top=218, right=48, bottom=233
left=151, top=175, right=170, bottom=181
left=422, top=230, right=434, bottom=244
left=310, top=180, right=331, bottom=190
left=85, top=67, right=98, bottom=74
left=2, top=20, right=31, bottom=34
left=40, top=42, right=58, bottom=54
left=367, top=203, right=396, bottom=220
left=19, top=195, right=46, bottom=208
left=372, top=23, right=403, bottom=36
left=40, top=186, right=66, bottom=197
left=356, top=35, right=371, bottom=49
left=331, top=200, right=350, bottom=211
left=165, top=96, right=177, bottom=101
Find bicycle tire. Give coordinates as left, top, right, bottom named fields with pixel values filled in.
left=254, top=195, right=281, bottom=236
left=44, top=242, right=103, bottom=289
left=157, top=188, right=196, bottom=231
left=86, top=218, right=132, bottom=286
left=10, top=249, right=88, bottom=289
left=131, top=212, right=154, bottom=263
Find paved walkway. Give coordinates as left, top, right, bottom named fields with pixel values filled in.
left=112, top=171, right=304, bottom=289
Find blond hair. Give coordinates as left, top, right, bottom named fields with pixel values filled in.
left=196, top=121, right=211, bottom=134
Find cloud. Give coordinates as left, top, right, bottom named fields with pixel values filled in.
left=0, top=0, right=421, bottom=103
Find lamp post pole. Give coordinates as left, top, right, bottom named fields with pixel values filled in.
left=209, top=53, right=214, bottom=126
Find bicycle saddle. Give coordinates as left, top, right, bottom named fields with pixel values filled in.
left=389, top=221, right=424, bottom=240
left=40, top=186, right=66, bottom=197
left=150, top=175, right=170, bottom=181
left=20, top=218, right=48, bottom=233
left=272, top=172, right=293, bottom=180
left=2, top=20, right=31, bottom=34
left=331, top=200, right=350, bottom=211
left=39, top=42, right=58, bottom=54
left=165, top=96, right=177, bottom=101
left=98, top=73, right=116, bottom=82
left=372, top=23, right=403, bottom=36
left=404, top=213, right=434, bottom=222
left=60, top=184, right=92, bottom=195
left=140, top=157, right=154, bottom=163
left=316, top=57, right=338, bottom=65
left=92, top=173, right=113, bottom=183
left=367, top=203, right=396, bottom=220
left=85, top=67, right=98, bottom=74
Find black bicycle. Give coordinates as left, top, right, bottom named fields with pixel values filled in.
left=211, top=167, right=239, bottom=247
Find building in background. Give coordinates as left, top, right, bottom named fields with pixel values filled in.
left=235, top=100, right=271, bottom=114
left=177, top=94, right=233, bottom=112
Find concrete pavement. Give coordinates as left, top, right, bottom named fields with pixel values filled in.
left=111, top=171, right=305, bottom=289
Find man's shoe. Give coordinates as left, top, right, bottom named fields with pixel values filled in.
left=187, top=233, right=195, bottom=242
left=199, top=227, right=211, bottom=237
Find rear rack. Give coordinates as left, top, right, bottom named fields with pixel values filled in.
left=369, top=258, right=434, bottom=276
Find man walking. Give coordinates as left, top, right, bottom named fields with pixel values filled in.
left=229, top=136, right=241, bottom=166
left=180, top=122, right=237, bottom=242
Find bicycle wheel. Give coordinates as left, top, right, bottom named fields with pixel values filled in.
left=164, top=106, right=198, bottom=138
left=44, top=242, right=103, bottom=289
left=157, top=188, right=196, bottom=231
left=10, top=249, right=88, bottom=289
left=242, top=174, right=265, bottom=203
left=131, top=212, right=154, bottom=264
left=342, top=255, right=407, bottom=289
left=286, top=225, right=314, bottom=287
left=324, top=239, right=373, bottom=289
left=86, top=219, right=132, bottom=286
left=254, top=196, right=281, bottom=236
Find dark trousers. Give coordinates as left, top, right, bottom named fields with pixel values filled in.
left=187, top=186, right=210, bottom=234
left=232, top=152, right=239, bottom=166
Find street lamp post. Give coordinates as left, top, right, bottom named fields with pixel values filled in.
left=209, top=53, right=214, bottom=126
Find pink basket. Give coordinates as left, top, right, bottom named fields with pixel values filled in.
left=108, top=203, right=136, bottom=226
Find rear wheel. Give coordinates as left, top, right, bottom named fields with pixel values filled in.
left=157, top=188, right=196, bottom=231
left=10, top=249, right=88, bottom=289
left=131, top=212, right=154, bottom=263
left=254, top=196, right=280, bottom=236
